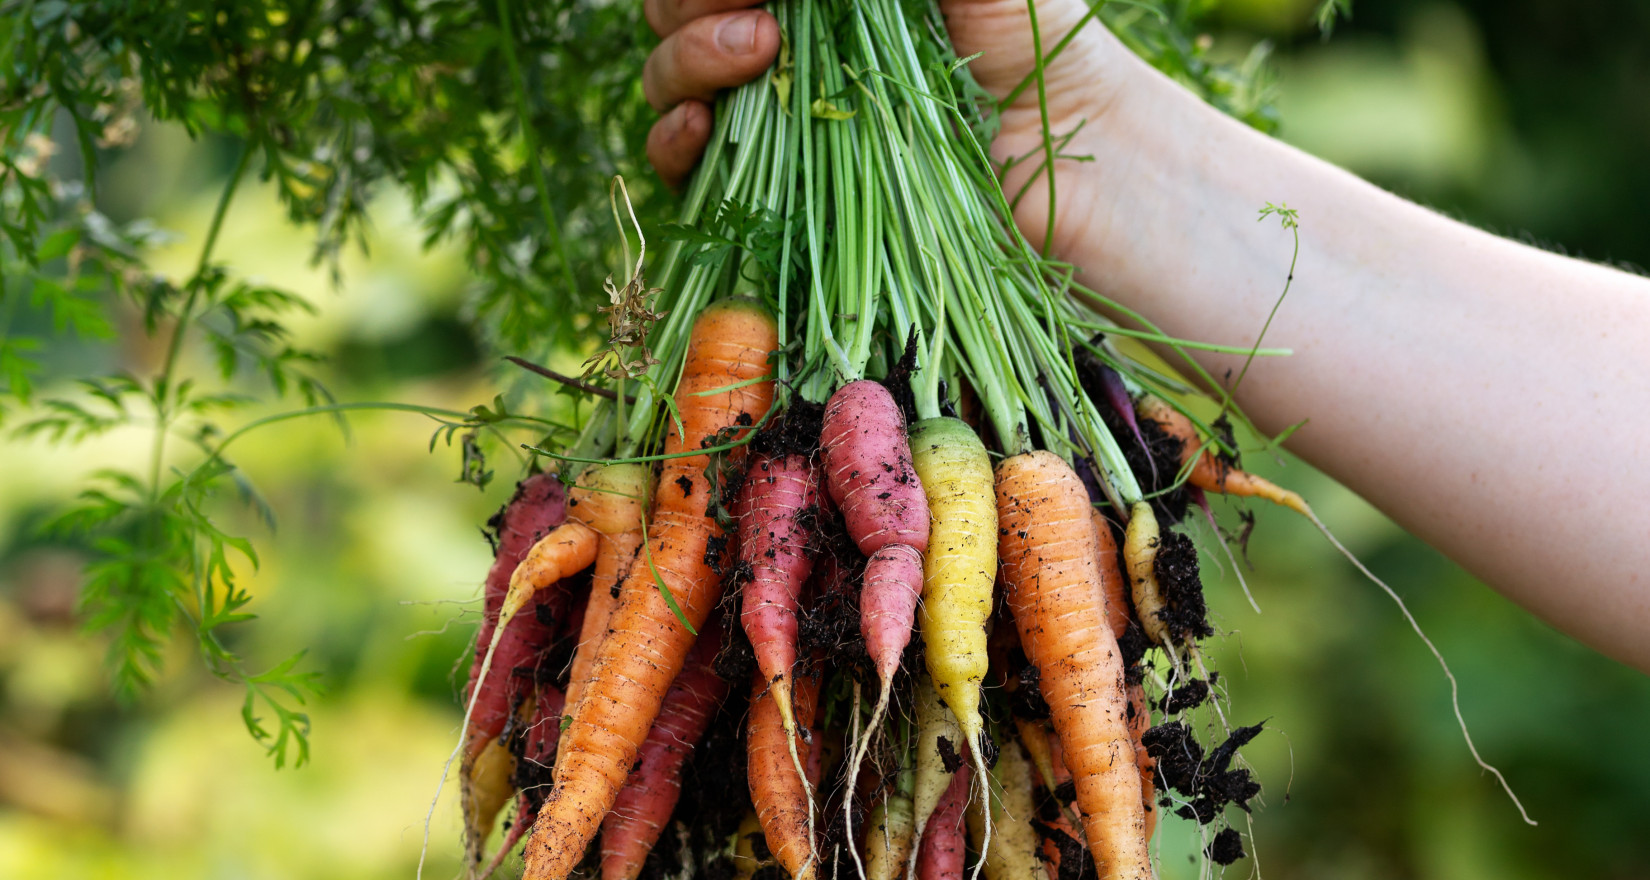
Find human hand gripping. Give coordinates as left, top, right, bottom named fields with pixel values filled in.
left=642, top=0, right=1146, bottom=252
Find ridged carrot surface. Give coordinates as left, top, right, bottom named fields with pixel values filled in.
left=996, top=451, right=1151, bottom=880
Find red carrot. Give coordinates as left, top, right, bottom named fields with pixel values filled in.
left=736, top=453, right=821, bottom=731
left=462, top=475, right=567, bottom=868
left=468, top=474, right=568, bottom=752
left=916, top=764, right=970, bottom=880
left=599, top=626, right=730, bottom=880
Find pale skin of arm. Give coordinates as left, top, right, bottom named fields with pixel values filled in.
left=640, top=0, right=1650, bottom=672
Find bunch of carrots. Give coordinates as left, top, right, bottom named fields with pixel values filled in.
left=426, top=2, right=1329, bottom=879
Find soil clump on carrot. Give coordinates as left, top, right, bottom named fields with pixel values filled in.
left=1141, top=721, right=1263, bottom=824
left=1009, top=660, right=1053, bottom=720
left=881, top=331, right=922, bottom=428
left=1152, top=529, right=1214, bottom=643
left=1157, top=677, right=1212, bottom=715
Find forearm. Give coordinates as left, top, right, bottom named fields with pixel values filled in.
left=1056, top=54, right=1650, bottom=670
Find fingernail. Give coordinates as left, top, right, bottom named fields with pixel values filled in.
left=716, top=12, right=760, bottom=54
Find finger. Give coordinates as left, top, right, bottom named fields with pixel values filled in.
left=644, top=0, right=769, bottom=39
left=643, top=9, right=780, bottom=113
left=647, top=101, right=714, bottom=191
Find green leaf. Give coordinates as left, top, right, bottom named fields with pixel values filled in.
left=37, top=227, right=80, bottom=262
left=810, top=98, right=856, bottom=120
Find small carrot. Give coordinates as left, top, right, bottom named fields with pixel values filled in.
left=736, top=452, right=821, bottom=733
left=1136, top=395, right=1309, bottom=515
left=560, top=463, right=652, bottom=725
left=732, top=810, right=768, bottom=880
left=1092, top=511, right=1158, bottom=842
left=750, top=663, right=822, bottom=880
left=910, top=674, right=963, bottom=868
left=997, top=451, right=1151, bottom=880
left=1090, top=509, right=1131, bottom=640
left=916, top=765, right=969, bottom=880
left=824, top=380, right=932, bottom=864
left=966, top=740, right=1046, bottom=880
left=1121, top=500, right=1172, bottom=658
left=1125, top=684, right=1157, bottom=842
left=522, top=298, right=778, bottom=880
left=459, top=475, right=567, bottom=868
left=863, top=768, right=915, bottom=880
left=1013, top=718, right=1058, bottom=803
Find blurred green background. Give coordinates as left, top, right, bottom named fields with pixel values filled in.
left=3, top=1, right=1648, bottom=878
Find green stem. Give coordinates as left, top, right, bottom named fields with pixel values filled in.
left=151, top=141, right=253, bottom=501
left=1222, top=216, right=1300, bottom=414
left=999, top=3, right=1105, bottom=108
left=1025, top=0, right=1058, bottom=260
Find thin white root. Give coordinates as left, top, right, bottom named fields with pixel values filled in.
left=844, top=681, right=887, bottom=880
left=420, top=606, right=515, bottom=880
left=783, top=703, right=819, bottom=880
left=1200, top=500, right=1260, bottom=615
left=967, top=736, right=991, bottom=880
left=1309, top=510, right=1536, bottom=826
left=1188, top=647, right=1230, bottom=733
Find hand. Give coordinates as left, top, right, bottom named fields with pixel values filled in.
left=642, top=0, right=1148, bottom=244
left=642, top=0, right=782, bottom=189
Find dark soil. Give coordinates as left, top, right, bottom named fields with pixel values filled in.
left=1033, top=819, right=1098, bottom=880
left=1157, top=677, right=1213, bottom=715
left=1073, top=344, right=1192, bottom=524
left=748, top=399, right=825, bottom=460
left=1153, top=529, right=1214, bottom=643
left=880, top=328, right=922, bottom=428
left=1118, top=625, right=1150, bottom=681
left=1010, top=661, right=1053, bottom=720
left=1208, top=827, right=1247, bottom=865
left=1141, top=721, right=1263, bottom=824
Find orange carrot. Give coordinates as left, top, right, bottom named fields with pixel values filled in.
left=1125, top=684, right=1157, bottom=841
left=1091, top=510, right=1158, bottom=842
left=996, top=451, right=1150, bottom=880
left=749, top=664, right=823, bottom=880
left=1136, top=396, right=1309, bottom=515
left=522, top=298, right=778, bottom=880
left=1040, top=732, right=1084, bottom=875
left=561, top=464, right=652, bottom=726
left=1090, top=509, right=1131, bottom=640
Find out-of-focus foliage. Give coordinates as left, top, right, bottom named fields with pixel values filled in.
left=2, top=0, right=1650, bottom=878
left=1, top=0, right=658, bottom=765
